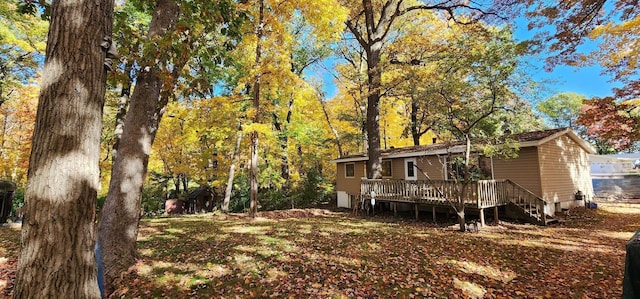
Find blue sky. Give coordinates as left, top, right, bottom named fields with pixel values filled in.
left=529, top=64, right=620, bottom=98
left=314, top=53, right=620, bottom=102
left=314, top=16, right=621, bottom=102
left=511, top=16, right=621, bottom=100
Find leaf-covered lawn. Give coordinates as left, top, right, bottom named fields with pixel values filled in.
left=1, top=203, right=639, bottom=298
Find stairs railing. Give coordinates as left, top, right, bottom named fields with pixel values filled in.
left=502, top=179, right=549, bottom=225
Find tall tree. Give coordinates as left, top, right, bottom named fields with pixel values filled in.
left=233, top=0, right=346, bottom=216
left=332, top=43, right=369, bottom=152
left=435, top=26, right=534, bottom=231
left=577, top=96, right=640, bottom=152
left=248, top=0, right=264, bottom=217
left=384, top=10, right=450, bottom=146
left=536, top=92, right=585, bottom=129
left=97, top=0, right=244, bottom=293
left=13, top=0, right=114, bottom=297
left=342, top=0, right=501, bottom=179
left=97, top=1, right=182, bottom=294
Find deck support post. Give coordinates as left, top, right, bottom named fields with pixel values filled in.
left=432, top=206, right=436, bottom=223
left=393, top=203, right=397, bottom=217
left=414, top=203, right=419, bottom=220
left=479, top=208, right=485, bottom=227
left=494, top=206, right=499, bottom=224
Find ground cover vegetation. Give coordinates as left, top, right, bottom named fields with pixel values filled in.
left=1, top=203, right=638, bottom=298
left=1, top=0, right=640, bottom=296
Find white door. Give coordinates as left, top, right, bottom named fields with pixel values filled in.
left=405, top=158, right=417, bottom=180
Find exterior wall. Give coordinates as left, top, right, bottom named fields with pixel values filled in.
left=414, top=156, right=446, bottom=180
left=335, top=161, right=367, bottom=197
left=385, top=158, right=404, bottom=179
left=492, top=147, right=543, bottom=196
left=591, top=160, right=638, bottom=175
left=387, top=157, right=443, bottom=180
left=335, top=156, right=446, bottom=197
left=537, top=134, right=594, bottom=210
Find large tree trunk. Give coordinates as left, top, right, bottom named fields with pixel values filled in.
left=347, top=0, right=393, bottom=179
left=97, top=67, right=166, bottom=296
left=249, top=0, right=265, bottom=218
left=249, top=131, right=259, bottom=216
left=14, top=0, right=114, bottom=298
left=365, top=44, right=383, bottom=179
left=97, top=0, right=180, bottom=295
left=457, top=136, right=472, bottom=232
left=410, top=97, right=421, bottom=146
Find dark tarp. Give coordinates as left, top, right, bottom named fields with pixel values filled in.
left=623, top=229, right=640, bottom=298
left=0, top=180, right=17, bottom=223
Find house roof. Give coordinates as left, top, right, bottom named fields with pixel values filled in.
left=330, top=128, right=596, bottom=163
left=590, top=153, right=640, bottom=163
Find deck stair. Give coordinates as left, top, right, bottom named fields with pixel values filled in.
left=502, top=180, right=557, bottom=225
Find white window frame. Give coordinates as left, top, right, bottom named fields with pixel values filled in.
left=405, top=158, right=417, bottom=180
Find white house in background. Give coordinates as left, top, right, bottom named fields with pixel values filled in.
left=590, top=153, right=640, bottom=175
left=590, top=153, right=640, bottom=200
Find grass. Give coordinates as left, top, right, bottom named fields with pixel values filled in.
left=1, top=203, right=638, bottom=298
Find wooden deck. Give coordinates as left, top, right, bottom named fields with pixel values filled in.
left=359, top=179, right=552, bottom=225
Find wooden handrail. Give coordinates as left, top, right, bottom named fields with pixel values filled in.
left=360, top=178, right=549, bottom=224
left=361, top=179, right=488, bottom=207
left=503, top=179, right=548, bottom=225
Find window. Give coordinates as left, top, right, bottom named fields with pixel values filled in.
left=407, top=160, right=415, bottom=178
left=345, top=163, right=355, bottom=178
left=381, top=160, right=392, bottom=177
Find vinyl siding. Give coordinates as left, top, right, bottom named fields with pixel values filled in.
left=389, top=158, right=403, bottom=179
left=335, top=161, right=366, bottom=195
left=492, top=147, right=543, bottom=196
left=538, top=134, right=594, bottom=203
left=415, top=156, right=446, bottom=180
left=386, top=157, right=440, bottom=180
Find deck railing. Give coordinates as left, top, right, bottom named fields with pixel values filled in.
left=360, top=178, right=544, bottom=210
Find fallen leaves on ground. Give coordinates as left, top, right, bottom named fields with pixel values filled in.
left=0, top=203, right=638, bottom=298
